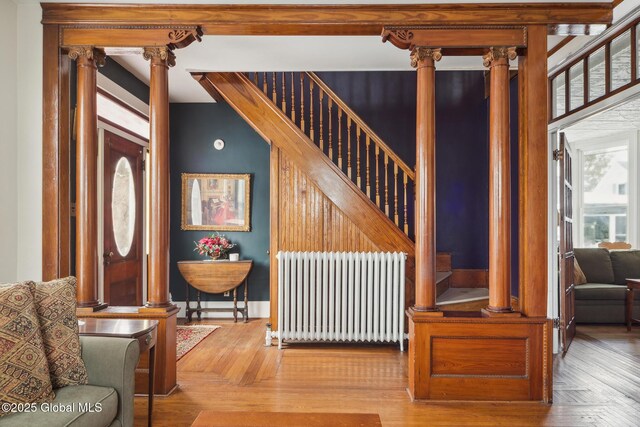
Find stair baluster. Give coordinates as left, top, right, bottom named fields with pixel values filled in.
left=347, top=116, right=352, bottom=179
left=309, top=80, right=315, bottom=142
left=328, top=98, right=333, bottom=161
left=319, top=91, right=324, bottom=152
left=291, top=72, right=295, bottom=123
left=241, top=71, right=415, bottom=238
left=403, top=172, right=409, bottom=235
left=356, top=125, right=361, bottom=189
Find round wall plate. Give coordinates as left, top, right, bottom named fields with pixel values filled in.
left=213, top=139, right=225, bottom=150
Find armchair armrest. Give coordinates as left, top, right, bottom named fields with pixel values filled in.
left=80, top=336, right=140, bottom=427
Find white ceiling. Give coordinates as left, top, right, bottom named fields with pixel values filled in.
left=564, top=96, right=640, bottom=141
left=112, top=35, right=520, bottom=103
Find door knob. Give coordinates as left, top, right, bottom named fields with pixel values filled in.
left=104, top=251, right=114, bottom=265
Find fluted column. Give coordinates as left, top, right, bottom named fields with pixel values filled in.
left=143, top=46, right=175, bottom=309
left=483, top=47, right=517, bottom=315
left=412, top=47, right=441, bottom=312
left=69, top=46, right=107, bottom=311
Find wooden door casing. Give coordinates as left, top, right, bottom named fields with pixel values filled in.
left=103, top=130, right=144, bottom=306
left=558, top=133, right=576, bottom=353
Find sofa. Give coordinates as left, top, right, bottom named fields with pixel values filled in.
left=574, top=248, right=640, bottom=324
left=0, top=336, right=139, bottom=427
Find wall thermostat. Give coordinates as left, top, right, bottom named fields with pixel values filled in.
left=213, top=139, right=225, bottom=150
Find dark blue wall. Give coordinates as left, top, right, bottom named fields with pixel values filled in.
left=318, top=71, right=492, bottom=270
left=169, top=103, right=271, bottom=302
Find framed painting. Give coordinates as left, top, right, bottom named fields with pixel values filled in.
left=181, top=173, right=251, bottom=231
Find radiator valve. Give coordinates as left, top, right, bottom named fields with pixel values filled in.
left=265, top=323, right=272, bottom=347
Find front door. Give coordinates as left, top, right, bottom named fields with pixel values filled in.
left=103, top=130, right=144, bottom=306
left=558, top=133, right=576, bottom=354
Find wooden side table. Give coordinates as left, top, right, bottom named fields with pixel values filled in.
left=178, top=260, right=253, bottom=322
left=78, top=318, right=158, bottom=427
left=626, top=279, right=640, bottom=331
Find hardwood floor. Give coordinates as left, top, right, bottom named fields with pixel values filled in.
left=135, top=321, right=640, bottom=426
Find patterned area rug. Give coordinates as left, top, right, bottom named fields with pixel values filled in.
left=176, top=325, right=220, bottom=360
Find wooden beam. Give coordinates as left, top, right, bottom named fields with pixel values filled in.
left=42, top=24, right=71, bottom=280
left=518, top=26, right=549, bottom=319
left=60, top=26, right=202, bottom=49
left=382, top=27, right=527, bottom=50
left=42, top=3, right=612, bottom=36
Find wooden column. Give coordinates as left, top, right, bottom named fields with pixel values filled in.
left=483, top=47, right=517, bottom=316
left=412, top=47, right=441, bottom=312
left=142, top=47, right=175, bottom=310
left=69, top=46, right=107, bottom=312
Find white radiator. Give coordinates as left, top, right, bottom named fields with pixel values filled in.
left=275, top=251, right=406, bottom=350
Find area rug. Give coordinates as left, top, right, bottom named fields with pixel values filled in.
left=176, top=325, right=220, bottom=360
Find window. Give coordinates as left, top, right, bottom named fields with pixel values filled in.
left=610, top=30, right=632, bottom=91
left=569, top=62, right=585, bottom=111
left=97, top=91, right=149, bottom=140
left=552, top=73, right=566, bottom=118
left=579, top=144, right=629, bottom=247
left=588, top=47, right=606, bottom=101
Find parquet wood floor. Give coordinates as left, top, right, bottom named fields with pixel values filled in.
left=134, top=321, right=640, bottom=426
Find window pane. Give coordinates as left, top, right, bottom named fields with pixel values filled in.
left=552, top=72, right=566, bottom=118
left=569, top=62, right=584, bottom=110
left=588, top=47, right=606, bottom=101
left=112, top=157, right=136, bottom=256
left=97, top=93, right=149, bottom=140
left=610, top=30, right=632, bottom=91
left=582, top=146, right=628, bottom=247
left=637, top=24, right=640, bottom=80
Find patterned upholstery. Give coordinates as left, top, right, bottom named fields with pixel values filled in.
left=0, top=282, right=54, bottom=416
left=33, top=277, right=88, bottom=389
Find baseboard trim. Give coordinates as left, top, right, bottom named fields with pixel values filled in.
left=173, top=301, right=270, bottom=319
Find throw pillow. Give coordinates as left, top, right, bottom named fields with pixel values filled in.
left=609, top=250, right=640, bottom=285
left=574, top=248, right=615, bottom=284
left=33, top=277, right=88, bottom=389
left=574, top=258, right=587, bottom=285
left=0, top=282, right=55, bottom=416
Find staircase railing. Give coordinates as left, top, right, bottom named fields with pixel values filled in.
left=247, top=71, right=414, bottom=237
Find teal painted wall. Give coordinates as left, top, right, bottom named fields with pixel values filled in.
left=169, top=103, right=271, bottom=302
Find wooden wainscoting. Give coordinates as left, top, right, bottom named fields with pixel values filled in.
left=408, top=312, right=551, bottom=402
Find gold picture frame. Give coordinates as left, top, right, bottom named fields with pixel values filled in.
left=181, top=173, right=251, bottom=231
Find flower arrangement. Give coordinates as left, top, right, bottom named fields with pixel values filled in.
left=194, top=232, right=235, bottom=260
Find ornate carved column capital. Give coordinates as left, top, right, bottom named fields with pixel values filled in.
left=67, top=46, right=106, bottom=67
left=410, top=47, right=442, bottom=69
left=143, top=46, right=176, bottom=67
left=482, top=47, right=517, bottom=68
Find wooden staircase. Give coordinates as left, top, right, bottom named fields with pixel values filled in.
left=193, top=71, right=416, bottom=305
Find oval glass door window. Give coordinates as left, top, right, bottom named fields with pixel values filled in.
left=112, top=157, right=136, bottom=256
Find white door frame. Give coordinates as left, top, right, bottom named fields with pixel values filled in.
left=547, top=83, right=640, bottom=354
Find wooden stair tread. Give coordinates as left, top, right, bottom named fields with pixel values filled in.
left=437, top=287, right=489, bottom=305
left=436, top=271, right=452, bottom=284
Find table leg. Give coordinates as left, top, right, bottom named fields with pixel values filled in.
left=186, top=284, right=192, bottom=323
left=197, top=291, right=202, bottom=321
left=244, top=279, right=249, bottom=323
left=233, top=287, right=238, bottom=323
left=148, top=344, right=155, bottom=427
left=626, top=286, right=633, bottom=332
